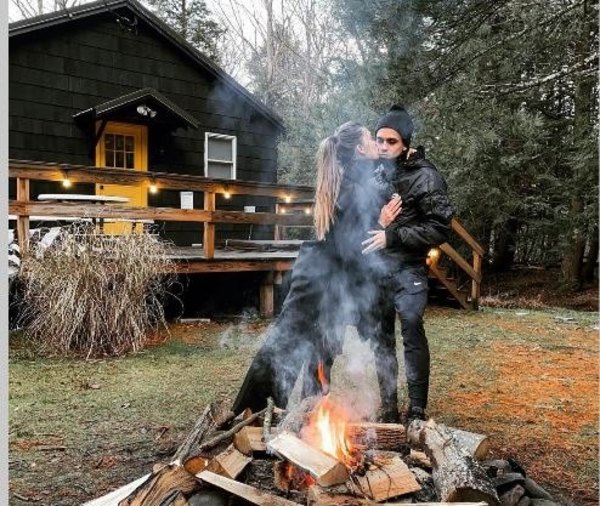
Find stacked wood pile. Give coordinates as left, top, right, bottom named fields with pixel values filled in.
left=84, top=400, right=560, bottom=506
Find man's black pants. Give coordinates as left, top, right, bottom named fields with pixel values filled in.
left=383, top=265, right=430, bottom=411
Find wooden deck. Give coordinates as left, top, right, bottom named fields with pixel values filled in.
left=165, top=246, right=299, bottom=274
left=9, top=160, right=485, bottom=313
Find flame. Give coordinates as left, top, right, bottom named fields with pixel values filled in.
left=317, top=361, right=329, bottom=395
left=303, top=361, right=354, bottom=465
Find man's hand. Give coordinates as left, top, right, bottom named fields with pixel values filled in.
left=362, top=230, right=387, bottom=254
left=379, top=194, right=402, bottom=228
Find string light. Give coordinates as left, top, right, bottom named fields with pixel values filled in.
left=304, top=207, right=311, bottom=215
left=223, top=191, right=231, bottom=199
left=61, top=167, right=72, bottom=188
left=148, top=179, right=158, bottom=194
left=284, top=195, right=292, bottom=203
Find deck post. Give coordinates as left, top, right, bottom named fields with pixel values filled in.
left=16, top=177, right=30, bottom=256
left=274, top=203, right=285, bottom=240
left=260, top=271, right=275, bottom=318
left=203, top=191, right=216, bottom=259
left=471, top=252, right=482, bottom=309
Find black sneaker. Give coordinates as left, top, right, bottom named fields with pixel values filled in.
left=380, top=408, right=401, bottom=424
left=407, top=406, right=427, bottom=423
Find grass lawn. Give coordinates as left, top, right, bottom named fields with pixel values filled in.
left=8, top=307, right=599, bottom=505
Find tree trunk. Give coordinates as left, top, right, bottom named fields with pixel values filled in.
left=582, top=226, right=599, bottom=282
left=560, top=0, right=596, bottom=289
left=490, top=219, right=519, bottom=272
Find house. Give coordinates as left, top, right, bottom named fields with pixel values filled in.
left=9, top=0, right=284, bottom=245
left=9, top=0, right=304, bottom=316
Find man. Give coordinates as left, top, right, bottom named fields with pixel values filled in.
left=363, top=105, right=454, bottom=422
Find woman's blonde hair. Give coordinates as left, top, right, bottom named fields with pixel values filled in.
left=314, top=121, right=366, bottom=240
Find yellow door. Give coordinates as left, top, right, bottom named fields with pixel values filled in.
left=95, top=121, right=148, bottom=234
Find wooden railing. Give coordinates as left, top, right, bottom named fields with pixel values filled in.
left=9, top=160, right=314, bottom=259
left=9, top=159, right=485, bottom=308
left=432, top=219, right=485, bottom=310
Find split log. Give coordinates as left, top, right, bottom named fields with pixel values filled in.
left=346, top=423, right=406, bottom=451
left=160, top=491, right=190, bottom=505
left=119, top=463, right=200, bottom=506
left=197, top=406, right=267, bottom=452
left=196, top=470, right=300, bottom=506
left=307, top=485, right=376, bottom=505
left=173, top=402, right=233, bottom=464
left=205, top=443, right=252, bottom=479
left=407, top=420, right=500, bottom=506
left=267, top=431, right=349, bottom=487
left=183, top=455, right=211, bottom=475
left=408, top=449, right=432, bottom=469
left=234, top=426, right=268, bottom=455
left=273, top=460, right=321, bottom=493
left=82, top=474, right=151, bottom=506
left=347, top=453, right=421, bottom=502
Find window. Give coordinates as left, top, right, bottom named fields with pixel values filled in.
left=204, top=132, right=236, bottom=179
left=104, top=133, right=136, bottom=169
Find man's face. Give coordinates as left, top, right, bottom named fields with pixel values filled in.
left=376, top=128, right=406, bottom=159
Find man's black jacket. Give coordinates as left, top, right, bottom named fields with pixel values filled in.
left=376, top=149, right=454, bottom=266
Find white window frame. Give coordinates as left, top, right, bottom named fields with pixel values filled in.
left=204, top=132, right=237, bottom=180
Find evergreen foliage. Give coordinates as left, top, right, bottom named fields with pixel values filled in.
left=146, top=0, right=224, bottom=62
left=239, top=0, right=597, bottom=288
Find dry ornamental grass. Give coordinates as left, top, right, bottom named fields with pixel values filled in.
left=17, top=225, right=174, bottom=358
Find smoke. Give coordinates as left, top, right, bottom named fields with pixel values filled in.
left=218, top=307, right=264, bottom=351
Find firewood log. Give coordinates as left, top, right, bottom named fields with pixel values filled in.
left=346, top=452, right=421, bottom=502
left=118, top=463, right=199, bottom=506
left=172, top=402, right=233, bottom=464
left=267, top=431, right=349, bottom=487
left=234, top=426, right=269, bottom=455
left=407, top=420, right=500, bottom=506
left=196, top=470, right=300, bottom=506
left=346, top=423, right=406, bottom=451
left=205, top=443, right=252, bottom=479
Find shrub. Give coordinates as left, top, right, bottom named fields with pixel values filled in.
left=17, top=225, right=174, bottom=358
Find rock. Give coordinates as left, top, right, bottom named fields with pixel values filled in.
left=517, top=496, right=531, bottom=506
left=187, top=490, right=229, bottom=506
left=494, top=472, right=526, bottom=493
left=500, top=484, right=525, bottom=506
left=507, top=457, right=527, bottom=477
left=523, top=477, right=553, bottom=500
left=529, top=500, right=559, bottom=506
left=482, top=459, right=512, bottom=477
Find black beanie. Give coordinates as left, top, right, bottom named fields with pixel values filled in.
left=375, top=105, right=414, bottom=146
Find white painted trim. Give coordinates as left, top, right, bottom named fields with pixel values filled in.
left=204, top=132, right=237, bottom=180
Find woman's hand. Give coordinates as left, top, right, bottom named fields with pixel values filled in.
left=362, top=230, right=387, bottom=254
left=378, top=194, right=402, bottom=228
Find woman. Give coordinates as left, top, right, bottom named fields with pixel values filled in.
left=232, top=121, right=400, bottom=417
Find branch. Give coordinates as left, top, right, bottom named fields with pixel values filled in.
left=486, top=52, right=598, bottom=94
